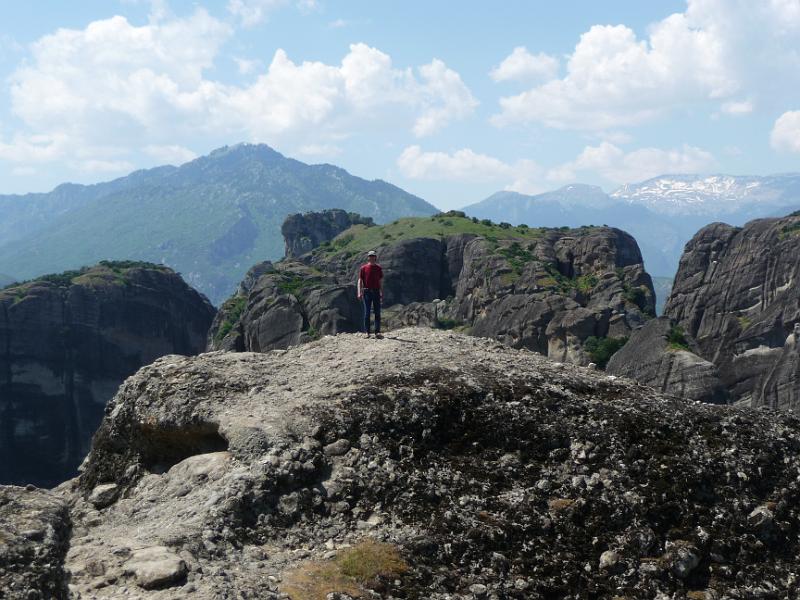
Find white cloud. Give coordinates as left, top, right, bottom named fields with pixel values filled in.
left=297, top=143, right=343, bottom=157
left=0, top=133, right=68, bottom=163
left=227, top=0, right=316, bottom=27
left=549, top=142, right=716, bottom=184
left=227, top=0, right=286, bottom=27
left=721, top=100, right=753, bottom=115
left=397, top=141, right=716, bottom=192
left=771, top=110, right=800, bottom=152
left=234, top=57, right=262, bottom=75
left=398, top=145, right=511, bottom=181
left=78, top=159, right=136, bottom=173
left=413, top=59, right=478, bottom=137
left=328, top=18, right=349, bottom=29
left=11, top=166, right=36, bottom=176
left=2, top=15, right=475, bottom=170
left=397, top=145, right=542, bottom=192
left=492, top=0, right=800, bottom=131
left=490, top=46, right=559, bottom=83
left=143, top=144, right=197, bottom=164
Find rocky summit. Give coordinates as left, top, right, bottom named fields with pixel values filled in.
left=210, top=213, right=655, bottom=367
left=0, top=261, right=215, bottom=488
left=614, top=212, right=800, bottom=410
left=282, top=210, right=375, bottom=259
left=3, top=328, right=800, bottom=598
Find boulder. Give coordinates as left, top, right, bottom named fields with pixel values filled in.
left=0, top=486, right=71, bottom=599
left=606, top=317, right=727, bottom=403
left=124, top=546, right=188, bottom=590
left=23, top=328, right=796, bottom=599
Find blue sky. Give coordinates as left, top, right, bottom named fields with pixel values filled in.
left=0, top=0, right=798, bottom=209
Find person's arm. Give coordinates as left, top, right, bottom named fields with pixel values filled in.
left=356, top=267, right=363, bottom=299
left=379, top=267, right=384, bottom=299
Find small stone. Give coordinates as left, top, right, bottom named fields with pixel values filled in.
left=665, top=542, right=700, bottom=579
left=599, top=550, right=620, bottom=570
left=124, top=546, right=188, bottom=590
left=469, top=583, right=488, bottom=597
left=89, top=483, right=120, bottom=509
left=748, top=505, right=774, bottom=528
left=324, top=439, right=351, bottom=456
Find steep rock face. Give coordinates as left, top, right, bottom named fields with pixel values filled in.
left=210, top=216, right=655, bottom=365
left=281, top=209, right=374, bottom=258
left=0, top=486, right=71, bottom=599
left=665, top=213, right=800, bottom=409
left=606, top=317, right=727, bottom=403
left=15, top=329, right=800, bottom=598
left=0, top=262, right=215, bottom=487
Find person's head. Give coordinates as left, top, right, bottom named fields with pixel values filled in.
left=367, top=250, right=377, bottom=262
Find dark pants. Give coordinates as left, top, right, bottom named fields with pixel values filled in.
left=363, top=289, right=381, bottom=333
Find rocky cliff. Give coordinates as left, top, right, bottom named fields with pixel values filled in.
left=660, top=212, right=800, bottom=409
left=0, top=261, right=215, bottom=488
left=210, top=213, right=655, bottom=365
left=606, top=317, right=727, bottom=404
left=3, top=328, right=800, bottom=598
left=282, top=209, right=375, bottom=258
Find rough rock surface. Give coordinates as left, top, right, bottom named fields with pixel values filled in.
left=281, top=209, right=374, bottom=258
left=606, top=317, right=727, bottom=404
left=210, top=215, right=655, bottom=367
left=0, top=262, right=215, bottom=487
left=0, top=485, right=71, bottom=599
left=14, top=328, right=799, bottom=598
left=665, top=212, right=800, bottom=409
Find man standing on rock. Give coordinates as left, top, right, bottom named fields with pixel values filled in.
left=357, top=250, right=383, bottom=339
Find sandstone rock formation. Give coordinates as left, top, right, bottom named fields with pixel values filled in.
left=282, top=209, right=374, bottom=258
left=0, top=485, right=70, bottom=599
left=606, top=316, right=727, bottom=403
left=664, top=212, right=800, bottom=409
left=0, top=261, right=215, bottom=487
left=210, top=214, right=655, bottom=366
left=4, top=328, right=800, bottom=598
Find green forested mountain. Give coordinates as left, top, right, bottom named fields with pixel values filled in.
left=0, top=144, right=436, bottom=304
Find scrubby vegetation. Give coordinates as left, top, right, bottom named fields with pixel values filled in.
left=281, top=539, right=408, bottom=600
left=318, top=214, right=547, bottom=257
left=277, top=271, right=322, bottom=297
left=779, top=220, right=800, bottom=240
left=667, top=325, right=690, bottom=351
left=623, top=283, right=655, bottom=316
left=584, top=336, right=628, bottom=369
left=1, top=261, right=171, bottom=293
left=214, top=295, right=247, bottom=342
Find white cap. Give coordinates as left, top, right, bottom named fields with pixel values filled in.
left=367, top=250, right=377, bottom=256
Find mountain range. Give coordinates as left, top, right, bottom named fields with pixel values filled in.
left=2, top=144, right=799, bottom=307
left=464, top=175, right=800, bottom=278
left=0, top=144, right=436, bottom=305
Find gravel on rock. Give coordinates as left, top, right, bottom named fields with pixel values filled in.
left=4, top=328, right=800, bottom=599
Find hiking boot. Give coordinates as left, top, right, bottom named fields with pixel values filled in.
left=375, top=332, right=384, bottom=339
left=365, top=332, right=371, bottom=339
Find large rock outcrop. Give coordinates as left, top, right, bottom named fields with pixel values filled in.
left=663, top=213, right=800, bottom=409
left=6, top=328, right=800, bottom=598
left=606, top=316, right=727, bottom=403
left=210, top=214, right=655, bottom=365
left=281, top=209, right=374, bottom=258
left=0, top=486, right=71, bottom=599
left=0, top=261, right=215, bottom=487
